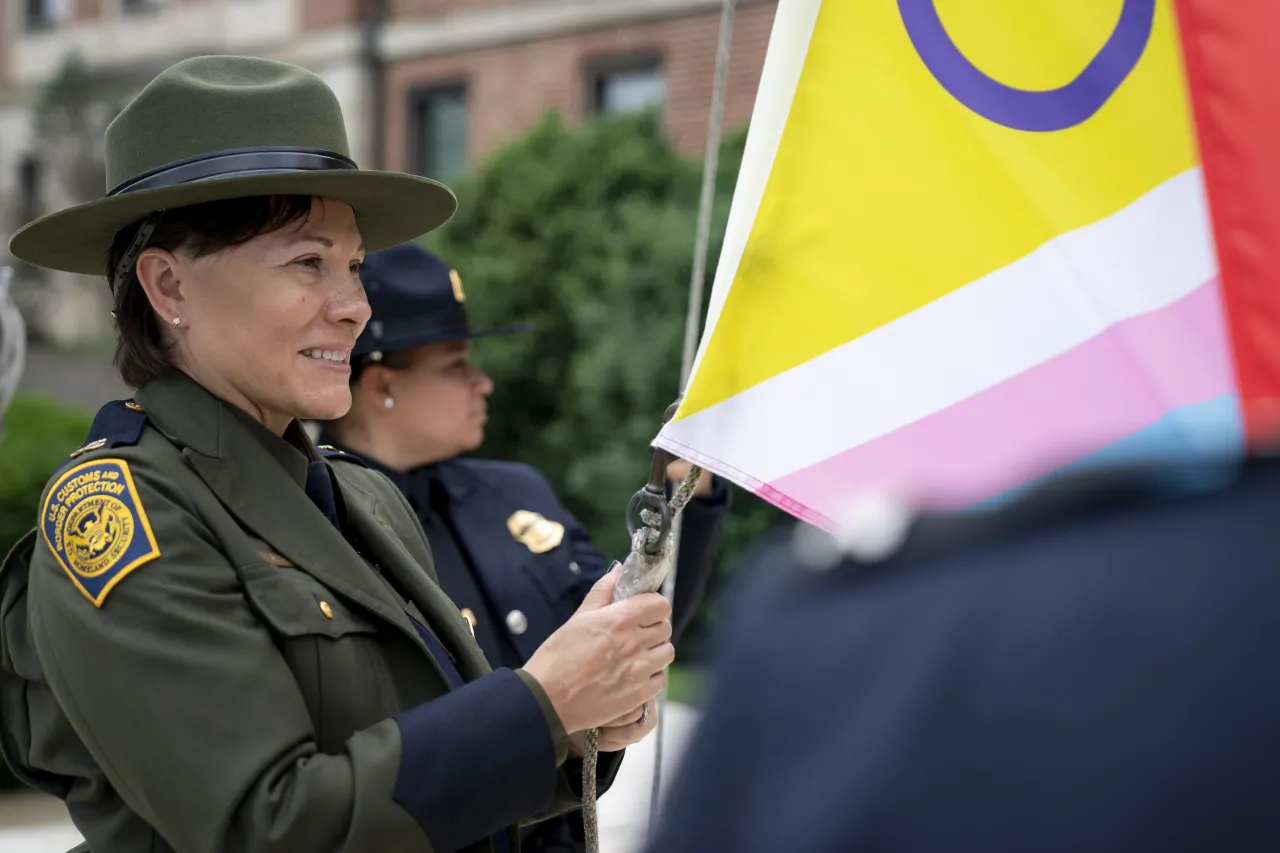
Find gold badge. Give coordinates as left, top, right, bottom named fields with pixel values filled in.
left=507, top=510, right=565, bottom=554
left=449, top=268, right=466, bottom=303
left=41, top=459, right=161, bottom=607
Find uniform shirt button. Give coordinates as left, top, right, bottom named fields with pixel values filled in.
left=319, top=601, right=334, bottom=619
left=506, top=609, right=528, bottom=635
left=569, top=561, right=581, bottom=575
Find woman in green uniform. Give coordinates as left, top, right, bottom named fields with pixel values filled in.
left=0, top=55, right=670, bottom=853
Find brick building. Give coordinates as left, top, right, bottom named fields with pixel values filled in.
left=0, top=0, right=775, bottom=408
left=0, top=0, right=777, bottom=279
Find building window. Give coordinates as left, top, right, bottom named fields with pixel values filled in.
left=587, top=55, right=666, bottom=117
left=17, top=155, right=43, bottom=226
left=409, top=84, right=469, bottom=182
left=121, top=0, right=167, bottom=13
left=25, top=0, right=69, bottom=30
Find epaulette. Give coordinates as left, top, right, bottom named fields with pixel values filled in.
left=64, top=399, right=148, bottom=463
left=317, top=444, right=369, bottom=469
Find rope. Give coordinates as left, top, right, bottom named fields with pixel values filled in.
left=582, top=466, right=705, bottom=852
left=582, top=0, right=736, bottom=846
left=641, top=0, right=740, bottom=839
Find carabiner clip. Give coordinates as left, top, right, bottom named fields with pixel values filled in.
left=624, top=398, right=683, bottom=554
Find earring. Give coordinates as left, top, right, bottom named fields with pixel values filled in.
left=384, top=397, right=395, bottom=409
left=171, top=316, right=181, bottom=327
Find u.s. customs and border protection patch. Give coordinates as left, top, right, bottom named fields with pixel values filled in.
left=40, top=458, right=160, bottom=607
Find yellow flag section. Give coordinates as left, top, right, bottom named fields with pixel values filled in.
left=655, top=0, right=1228, bottom=529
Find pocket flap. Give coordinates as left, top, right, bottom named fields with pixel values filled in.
left=240, top=564, right=376, bottom=640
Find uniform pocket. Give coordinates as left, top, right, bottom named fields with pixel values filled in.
left=237, top=562, right=397, bottom=752
left=239, top=562, right=376, bottom=640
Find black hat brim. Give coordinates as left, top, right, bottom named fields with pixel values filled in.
left=8, top=169, right=457, bottom=276
left=355, top=321, right=534, bottom=359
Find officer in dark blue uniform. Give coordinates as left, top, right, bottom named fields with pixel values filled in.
left=646, top=453, right=1280, bottom=853
left=318, top=242, right=731, bottom=852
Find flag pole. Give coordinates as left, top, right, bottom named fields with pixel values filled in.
left=648, top=0, right=737, bottom=832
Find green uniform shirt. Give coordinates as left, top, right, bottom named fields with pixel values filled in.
left=0, top=373, right=620, bottom=852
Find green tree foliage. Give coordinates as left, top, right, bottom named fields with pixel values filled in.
left=426, top=110, right=792, bottom=655
left=0, top=395, right=93, bottom=791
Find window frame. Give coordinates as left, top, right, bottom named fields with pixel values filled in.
left=583, top=52, right=666, bottom=118
left=405, top=80, right=471, bottom=182
left=24, top=0, right=69, bottom=31
left=120, top=0, right=167, bottom=15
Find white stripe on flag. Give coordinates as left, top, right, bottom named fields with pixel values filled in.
left=658, top=168, right=1218, bottom=484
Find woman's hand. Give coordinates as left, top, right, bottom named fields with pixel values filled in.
left=667, top=458, right=713, bottom=496
left=523, top=566, right=673, bottom=735
left=566, top=701, right=660, bottom=756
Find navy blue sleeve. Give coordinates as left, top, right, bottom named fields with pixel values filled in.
left=671, top=475, right=732, bottom=642
left=392, top=668, right=558, bottom=850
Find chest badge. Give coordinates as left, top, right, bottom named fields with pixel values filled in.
left=507, top=510, right=565, bottom=554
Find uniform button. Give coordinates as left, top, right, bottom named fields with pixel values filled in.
left=569, top=561, right=581, bottom=575
left=319, top=601, right=334, bottom=619
left=506, top=609, right=528, bottom=635
left=460, top=608, right=477, bottom=635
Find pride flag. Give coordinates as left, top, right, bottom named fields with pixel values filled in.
left=654, top=0, right=1280, bottom=531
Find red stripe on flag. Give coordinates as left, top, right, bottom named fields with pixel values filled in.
left=1175, top=0, right=1280, bottom=445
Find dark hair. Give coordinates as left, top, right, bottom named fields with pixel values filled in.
left=326, top=349, right=417, bottom=443
left=349, top=349, right=415, bottom=385
left=106, top=195, right=315, bottom=389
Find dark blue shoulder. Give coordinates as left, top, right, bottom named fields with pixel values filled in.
left=61, top=399, right=148, bottom=466
left=316, top=444, right=369, bottom=468
left=447, top=457, right=549, bottom=488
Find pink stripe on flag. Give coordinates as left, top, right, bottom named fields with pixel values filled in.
left=764, top=278, right=1234, bottom=515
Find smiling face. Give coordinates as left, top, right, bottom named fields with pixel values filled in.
left=135, top=197, right=370, bottom=433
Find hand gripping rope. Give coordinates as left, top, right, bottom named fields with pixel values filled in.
left=581, top=401, right=705, bottom=851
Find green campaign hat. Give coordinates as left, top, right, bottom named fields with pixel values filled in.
left=8, top=54, right=457, bottom=277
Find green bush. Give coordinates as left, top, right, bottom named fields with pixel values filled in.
left=0, top=394, right=94, bottom=791
left=427, top=110, right=791, bottom=658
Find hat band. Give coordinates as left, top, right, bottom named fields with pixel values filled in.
left=108, top=146, right=358, bottom=197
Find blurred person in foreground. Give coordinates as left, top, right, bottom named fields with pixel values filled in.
left=0, top=55, right=671, bottom=853
left=316, top=242, right=732, bottom=852
left=647, top=447, right=1280, bottom=852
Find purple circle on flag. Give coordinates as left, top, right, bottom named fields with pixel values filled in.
left=898, top=0, right=1156, bottom=132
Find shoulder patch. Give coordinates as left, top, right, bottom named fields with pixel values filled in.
left=41, top=458, right=161, bottom=607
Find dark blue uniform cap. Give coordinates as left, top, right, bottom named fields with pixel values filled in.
left=353, top=242, right=532, bottom=361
